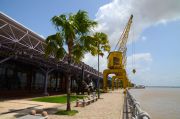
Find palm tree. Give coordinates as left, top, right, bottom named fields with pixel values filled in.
left=89, top=32, right=111, bottom=98
left=45, top=10, right=97, bottom=111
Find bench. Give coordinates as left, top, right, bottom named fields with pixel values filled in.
left=76, top=95, right=98, bottom=107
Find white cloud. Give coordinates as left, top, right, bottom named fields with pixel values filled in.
left=83, top=52, right=108, bottom=72
left=126, top=53, right=153, bottom=85
left=128, top=53, right=152, bottom=63
left=83, top=52, right=153, bottom=78
left=95, top=0, right=180, bottom=48
left=83, top=0, right=180, bottom=85
left=127, top=53, right=152, bottom=74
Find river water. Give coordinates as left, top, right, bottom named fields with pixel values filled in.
left=130, top=88, right=180, bottom=119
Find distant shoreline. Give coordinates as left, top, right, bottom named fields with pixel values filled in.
left=146, top=86, right=180, bottom=88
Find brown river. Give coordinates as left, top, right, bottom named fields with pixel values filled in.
left=130, top=88, right=180, bottom=119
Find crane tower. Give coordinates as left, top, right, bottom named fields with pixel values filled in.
left=103, top=15, right=133, bottom=92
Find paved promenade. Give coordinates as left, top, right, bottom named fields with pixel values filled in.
left=0, top=90, right=124, bottom=119
left=50, top=89, right=124, bottom=119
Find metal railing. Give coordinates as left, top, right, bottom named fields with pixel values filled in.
left=125, top=90, right=151, bottom=119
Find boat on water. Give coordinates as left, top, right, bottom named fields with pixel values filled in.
left=134, top=85, right=145, bottom=89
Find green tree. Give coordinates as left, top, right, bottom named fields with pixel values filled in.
left=89, top=32, right=111, bottom=98
left=45, top=10, right=97, bottom=111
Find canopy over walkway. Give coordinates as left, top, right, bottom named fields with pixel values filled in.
left=0, top=12, right=102, bottom=78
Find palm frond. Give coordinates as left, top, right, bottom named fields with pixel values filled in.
left=101, top=45, right=111, bottom=52
left=56, top=47, right=66, bottom=59
left=46, top=10, right=104, bottom=63
left=73, top=10, right=97, bottom=34
left=45, top=33, right=66, bottom=60
left=72, top=44, right=85, bottom=62
left=51, top=15, right=66, bottom=31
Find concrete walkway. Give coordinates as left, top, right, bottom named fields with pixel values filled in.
left=0, top=99, right=63, bottom=119
left=0, top=89, right=124, bottom=119
left=49, top=89, right=124, bottom=119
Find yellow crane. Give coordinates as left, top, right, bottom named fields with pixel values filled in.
left=103, top=15, right=133, bottom=92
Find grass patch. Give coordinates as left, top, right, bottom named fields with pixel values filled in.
left=55, top=110, right=78, bottom=116
left=32, top=95, right=85, bottom=104
left=99, top=89, right=108, bottom=93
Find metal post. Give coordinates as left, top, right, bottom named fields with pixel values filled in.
left=97, top=44, right=100, bottom=99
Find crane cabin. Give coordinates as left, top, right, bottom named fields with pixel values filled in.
left=107, top=51, right=123, bottom=69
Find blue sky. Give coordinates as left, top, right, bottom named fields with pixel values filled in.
left=128, top=21, right=180, bottom=86
left=1, top=0, right=180, bottom=86
left=0, top=0, right=110, bottom=37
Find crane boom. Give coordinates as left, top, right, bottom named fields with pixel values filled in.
left=115, top=15, right=133, bottom=68
left=118, top=15, right=133, bottom=52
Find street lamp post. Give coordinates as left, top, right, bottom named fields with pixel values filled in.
left=97, top=44, right=100, bottom=99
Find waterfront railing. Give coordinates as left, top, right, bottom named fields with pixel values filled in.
left=125, top=90, right=150, bottom=119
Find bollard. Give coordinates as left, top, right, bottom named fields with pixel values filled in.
left=30, top=110, right=36, bottom=115
left=42, top=111, right=48, bottom=117
left=82, top=98, right=86, bottom=107
left=76, top=99, right=79, bottom=107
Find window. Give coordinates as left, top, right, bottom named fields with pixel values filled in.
left=113, top=57, right=120, bottom=65
left=18, top=72, right=27, bottom=89
left=35, top=73, right=44, bottom=90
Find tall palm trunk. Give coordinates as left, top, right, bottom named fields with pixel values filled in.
left=66, top=56, right=71, bottom=111
left=66, top=73, right=71, bottom=111
left=67, top=41, right=73, bottom=111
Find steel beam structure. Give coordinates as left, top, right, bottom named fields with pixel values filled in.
left=0, top=12, right=102, bottom=79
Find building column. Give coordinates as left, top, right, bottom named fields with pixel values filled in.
left=62, top=73, right=66, bottom=93
left=27, top=69, right=33, bottom=92
left=55, top=72, right=58, bottom=91
left=44, top=71, right=49, bottom=96
left=60, top=73, right=63, bottom=91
